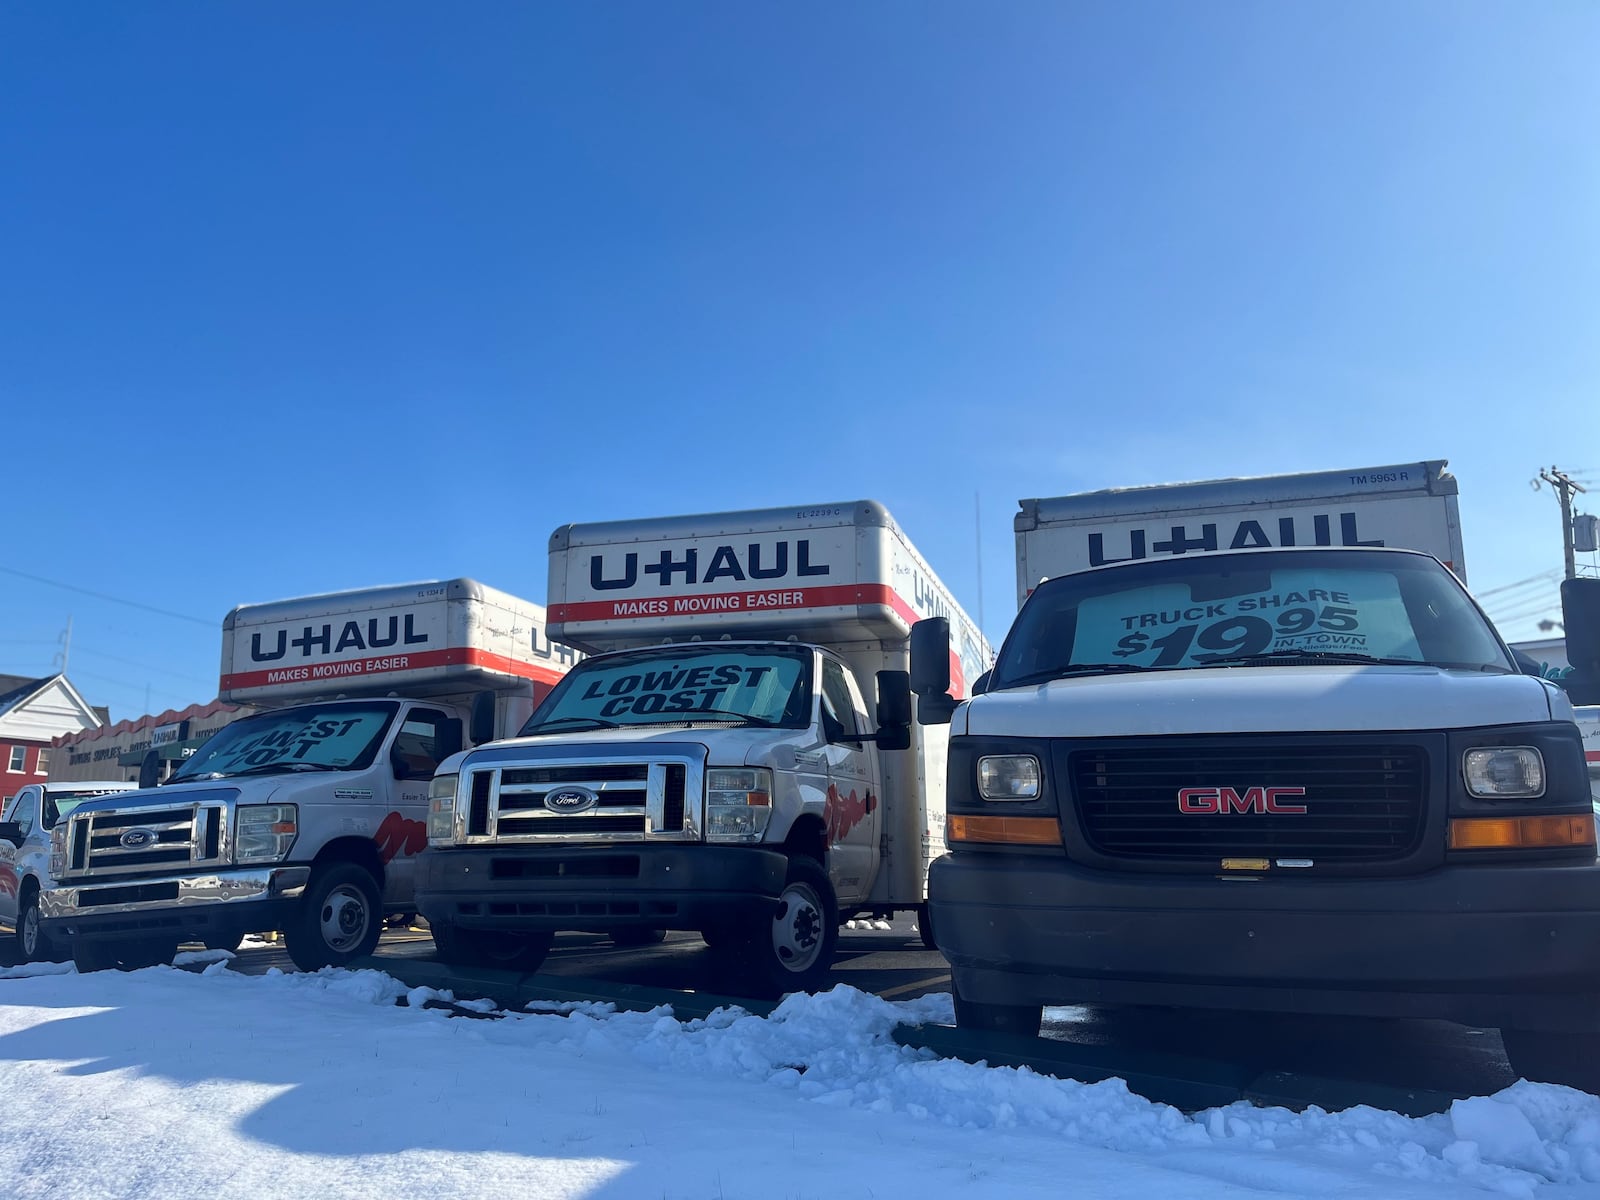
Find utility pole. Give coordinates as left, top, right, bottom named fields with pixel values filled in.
left=1539, top=466, right=1587, bottom=579
left=53, top=616, right=72, bottom=674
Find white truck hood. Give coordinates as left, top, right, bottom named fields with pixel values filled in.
left=444, top=724, right=807, bottom=773
left=961, top=665, right=1559, bottom=738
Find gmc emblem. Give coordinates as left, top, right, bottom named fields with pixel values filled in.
left=1177, top=786, right=1308, bottom=815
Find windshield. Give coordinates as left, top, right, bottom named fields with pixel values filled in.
left=991, top=550, right=1514, bottom=688
left=520, top=645, right=812, bottom=733
left=168, top=702, right=400, bottom=782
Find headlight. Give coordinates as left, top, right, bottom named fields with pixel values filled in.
left=1463, top=747, right=1545, bottom=798
left=235, top=804, right=298, bottom=863
left=428, top=773, right=459, bottom=843
left=705, top=768, right=773, bottom=843
left=977, top=755, right=1041, bottom=801
left=49, top=825, right=66, bottom=878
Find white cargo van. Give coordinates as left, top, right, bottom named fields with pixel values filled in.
left=912, top=464, right=1600, bottom=1093
left=417, top=501, right=992, bottom=995
left=41, top=580, right=573, bottom=973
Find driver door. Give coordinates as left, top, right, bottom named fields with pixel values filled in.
left=819, top=659, right=878, bottom=905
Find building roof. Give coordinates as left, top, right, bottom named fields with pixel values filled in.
left=0, top=675, right=55, bottom=718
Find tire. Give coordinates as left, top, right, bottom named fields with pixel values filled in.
left=610, top=927, right=667, bottom=947
left=736, top=855, right=839, bottom=998
left=431, top=924, right=553, bottom=973
left=283, top=863, right=383, bottom=972
left=72, top=939, right=178, bottom=973
left=202, top=935, right=245, bottom=953
left=700, top=924, right=738, bottom=950
left=915, top=902, right=938, bottom=951
left=1502, top=1028, right=1600, bottom=1094
left=954, top=992, right=1043, bottom=1037
left=16, top=887, right=56, bottom=964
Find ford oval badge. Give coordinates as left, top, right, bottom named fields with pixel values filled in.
left=544, top=787, right=599, bottom=814
left=120, top=827, right=157, bottom=849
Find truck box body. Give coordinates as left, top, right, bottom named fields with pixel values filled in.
left=1015, top=460, right=1465, bottom=606
left=221, top=578, right=574, bottom=707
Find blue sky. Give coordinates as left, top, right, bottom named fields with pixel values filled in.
left=3, top=3, right=1597, bottom=721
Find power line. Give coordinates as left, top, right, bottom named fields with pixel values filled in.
left=0, top=566, right=212, bottom=627
left=1476, top=570, right=1563, bottom=600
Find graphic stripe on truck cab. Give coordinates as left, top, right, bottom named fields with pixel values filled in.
left=550, top=583, right=920, bottom=628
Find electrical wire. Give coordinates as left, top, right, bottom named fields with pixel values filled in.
left=0, top=567, right=211, bottom=627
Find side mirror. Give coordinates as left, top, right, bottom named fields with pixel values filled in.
left=909, top=618, right=958, bottom=726
left=910, top=619, right=951, bottom=696
left=438, top=718, right=464, bottom=762
left=873, top=670, right=912, bottom=751
left=971, top=669, right=992, bottom=696
left=470, top=691, right=497, bottom=747
left=138, top=749, right=161, bottom=790
left=0, top=820, right=23, bottom=848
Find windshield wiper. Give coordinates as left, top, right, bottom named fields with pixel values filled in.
left=999, top=663, right=1163, bottom=687
left=674, top=709, right=780, bottom=726
left=1195, top=650, right=1429, bottom=668
left=520, top=716, right=621, bottom=735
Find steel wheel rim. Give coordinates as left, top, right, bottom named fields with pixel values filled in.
left=770, top=880, right=824, bottom=974
left=20, top=904, right=38, bottom=958
left=320, top=885, right=370, bottom=952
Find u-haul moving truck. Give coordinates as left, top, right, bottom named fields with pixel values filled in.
left=417, top=501, right=992, bottom=995
left=41, top=580, right=573, bottom=973
left=1015, top=460, right=1466, bottom=604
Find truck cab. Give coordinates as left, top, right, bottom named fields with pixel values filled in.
left=39, top=579, right=571, bottom=973
left=0, top=780, right=135, bottom=963
left=913, top=544, right=1600, bottom=1092
left=417, top=501, right=990, bottom=996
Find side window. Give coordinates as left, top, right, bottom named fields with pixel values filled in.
left=391, top=709, right=455, bottom=779
left=820, top=660, right=862, bottom=743
left=11, top=788, right=38, bottom=837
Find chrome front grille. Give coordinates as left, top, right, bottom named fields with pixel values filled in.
left=462, top=754, right=702, bottom=844
left=63, top=803, right=229, bottom=878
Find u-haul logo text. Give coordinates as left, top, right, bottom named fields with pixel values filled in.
left=250, top=614, right=430, bottom=663
left=1089, top=513, right=1383, bottom=567
left=589, top=539, right=830, bottom=591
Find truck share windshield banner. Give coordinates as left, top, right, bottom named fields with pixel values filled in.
left=1072, top=569, right=1425, bottom=668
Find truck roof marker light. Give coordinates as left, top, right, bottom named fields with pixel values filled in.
left=1448, top=813, right=1596, bottom=851
left=948, top=814, right=1062, bottom=846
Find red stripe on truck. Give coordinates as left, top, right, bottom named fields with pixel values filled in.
left=220, top=647, right=567, bottom=693
left=550, top=583, right=921, bottom=628
left=1586, top=750, right=1600, bottom=763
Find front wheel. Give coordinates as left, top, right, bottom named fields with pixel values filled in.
left=953, top=992, right=1043, bottom=1037
left=610, top=927, right=667, bottom=947
left=431, top=925, right=553, bottom=973
left=16, top=889, right=61, bottom=963
left=284, top=863, right=382, bottom=972
left=1501, top=1028, right=1600, bottom=1094
left=202, top=934, right=245, bottom=953
left=734, top=855, right=839, bottom=999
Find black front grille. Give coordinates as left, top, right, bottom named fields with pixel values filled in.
left=662, top=765, right=686, bottom=831
left=498, top=814, right=646, bottom=836
left=1068, top=741, right=1428, bottom=864
left=469, top=772, right=493, bottom=837
left=500, top=765, right=648, bottom=786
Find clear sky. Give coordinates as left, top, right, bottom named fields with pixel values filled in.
left=3, top=3, right=1597, bottom=721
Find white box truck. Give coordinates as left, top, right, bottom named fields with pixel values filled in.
left=417, top=501, right=993, bottom=995
left=1015, top=460, right=1466, bottom=603
left=41, top=580, right=574, bottom=973
left=912, top=461, right=1600, bottom=1093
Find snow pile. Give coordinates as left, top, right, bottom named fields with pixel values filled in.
left=0, top=964, right=1594, bottom=1199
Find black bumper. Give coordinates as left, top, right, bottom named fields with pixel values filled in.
left=929, top=853, right=1600, bottom=1032
left=415, top=843, right=788, bottom=935
left=46, top=897, right=303, bottom=945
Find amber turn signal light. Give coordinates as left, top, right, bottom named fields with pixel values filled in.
left=948, top=814, right=1062, bottom=845
left=1448, top=813, right=1596, bottom=851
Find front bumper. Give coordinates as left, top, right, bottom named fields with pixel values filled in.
left=416, top=843, right=787, bottom=935
left=39, top=866, right=311, bottom=944
left=930, top=853, right=1600, bottom=1032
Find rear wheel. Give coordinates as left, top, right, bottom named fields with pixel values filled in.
left=284, top=863, right=382, bottom=971
left=1501, top=1028, right=1600, bottom=1094
left=953, top=992, right=1043, bottom=1037
left=202, top=934, right=245, bottom=953
left=914, top=903, right=938, bottom=951
left=72, top=938, right=178, bottom=973
left=610, top=927, right=667, bottom=947
left=432, top=925, right=553, bottom=973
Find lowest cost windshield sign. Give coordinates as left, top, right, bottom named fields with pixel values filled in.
left=1072, top=569, right=1424, bottom=668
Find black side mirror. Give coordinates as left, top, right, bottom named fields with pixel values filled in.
left=971, top=669, right=992, bottom=696
left=875, top=670, right=911, bottom=727
left=438, top=718, right=464, bottom=761
left=138, top=749, right=161, bottom=790
left=0, top=820, right=23, bottom=848
left=909, top=618, right=958, bottom=726
left=470, top=692, right=497, bottom=747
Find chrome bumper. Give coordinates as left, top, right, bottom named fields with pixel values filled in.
left=39, top=866, right=312, bottom=921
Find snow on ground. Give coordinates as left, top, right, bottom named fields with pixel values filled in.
left=0, top=962, right=1595, bottom=1199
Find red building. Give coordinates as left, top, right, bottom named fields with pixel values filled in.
left=0, top=674, right=107, bottom=806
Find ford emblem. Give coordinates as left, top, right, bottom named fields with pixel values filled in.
left=544, top=787, right=599, bottom=814
left=119, top=827, right=157, bottom=849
